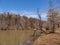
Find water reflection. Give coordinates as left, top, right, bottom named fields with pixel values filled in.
left=18, top=40, right=34, bottom=45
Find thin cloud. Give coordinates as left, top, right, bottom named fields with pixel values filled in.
left=0, top=9, right=47, bottom=20
left=20, top=10, right=38, bottom=18
left=41, top=13, right=47, bottom=18
left=20, top=10, right=47, bottom=20
left=9, top=10, right=19, bottom=14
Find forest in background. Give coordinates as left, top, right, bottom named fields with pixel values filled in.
left=0, top=8, right=60, bottom=34
left=0, top=12, right=43, bottom=30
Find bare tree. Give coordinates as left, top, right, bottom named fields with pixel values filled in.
left=37, top=8, right=43, bottom=32
left=47, top=0, right=59, bottom=33
left=47, top=9, right=59, bottom=33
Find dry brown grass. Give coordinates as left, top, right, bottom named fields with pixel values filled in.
left=33, top=28, right=60, bottom=45
left=33, top=33, right=60, bottom=45
left=55, top=28, right=60, bottom=33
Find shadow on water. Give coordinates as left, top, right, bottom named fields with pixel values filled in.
left=18, top=30, right=42, bottom=45
left=18, top=35, right=40, bottom=45
left=18, top=40, right=34, bottom=45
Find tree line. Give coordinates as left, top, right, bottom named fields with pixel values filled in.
left=0, top=12, right=44, bottom=30
left=0, top=8, right=60, bottom=34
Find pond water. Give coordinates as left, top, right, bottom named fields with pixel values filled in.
left=18, top=40, right=34, bottom=45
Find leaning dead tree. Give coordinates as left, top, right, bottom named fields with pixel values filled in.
left=37, top=8, right=42, bottom=31
left=32, top=9, right=42, bottom=40
left=37, top=8, right=49, bottom=34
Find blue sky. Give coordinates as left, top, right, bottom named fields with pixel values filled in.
left=0, top=0, right=60, bottom=20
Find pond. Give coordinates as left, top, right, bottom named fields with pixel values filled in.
left=18, top=40, right=34, bottom=45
